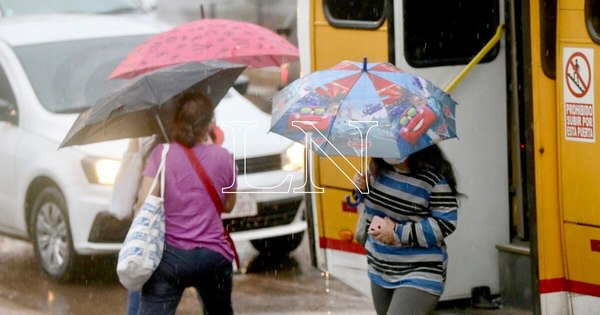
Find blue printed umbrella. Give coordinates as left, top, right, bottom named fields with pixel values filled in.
left=270, top=59, right=458, bottom=158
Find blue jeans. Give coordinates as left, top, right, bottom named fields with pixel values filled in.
left=139, top=245, right=233, bottom=315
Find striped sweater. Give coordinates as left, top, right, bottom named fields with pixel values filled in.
left=361, top=166, right=459, bottom=296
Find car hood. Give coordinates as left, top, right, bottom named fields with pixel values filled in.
left=216, top=89, right=295, bottom=159
left=0, top=14, right=169, bottom=46
left=50, top=114, right=128, bottom=160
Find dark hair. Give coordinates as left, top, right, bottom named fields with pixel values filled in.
left=370, top=144, right=462, bottom=197
left=170, top=91, right=214, bottom=148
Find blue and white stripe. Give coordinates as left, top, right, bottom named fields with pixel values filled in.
left=363, top=166, right=458, bottom=296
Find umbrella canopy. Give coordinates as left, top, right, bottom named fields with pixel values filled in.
left=108, top=18, right=299, bottom=80
left=270, top=60, right=458, bottom=158
left=60, top=60, right=246, bottom=148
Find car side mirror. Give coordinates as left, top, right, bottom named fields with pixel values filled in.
left=0, top=98, right=18, bottom=125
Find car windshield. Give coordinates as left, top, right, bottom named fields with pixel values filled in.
left=13, top=35, right=151, bottom=113
left=0, top=0, right=143, bottom=16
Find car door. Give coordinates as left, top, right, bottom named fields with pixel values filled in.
left=0, top=59, right=21, bottom=232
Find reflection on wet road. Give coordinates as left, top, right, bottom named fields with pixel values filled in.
left=0, top=235, right=374, bottom=314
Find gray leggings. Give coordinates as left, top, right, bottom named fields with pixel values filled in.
left=371, top=283, right=440, bottom=315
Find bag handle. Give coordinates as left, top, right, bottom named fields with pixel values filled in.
left=183, top=145, right=240, bottom=269
left=147, top=143, right=169, bottom=199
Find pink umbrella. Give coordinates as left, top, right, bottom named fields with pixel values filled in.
left=108, top=18, right=299, bottom=80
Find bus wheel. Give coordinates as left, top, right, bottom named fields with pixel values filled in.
left=250, top=232, right=304, bottom=255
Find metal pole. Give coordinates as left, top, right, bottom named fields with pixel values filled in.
left=445, top=24, right=505, bottom=93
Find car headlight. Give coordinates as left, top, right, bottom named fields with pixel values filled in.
left=81, top=157, right=121, bottom=185
left=281, top=143, right=305, bottom=171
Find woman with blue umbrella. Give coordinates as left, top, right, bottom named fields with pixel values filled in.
left=271, top=59, right=463, bottom=314
left=352, top=144, right=463, bottom=315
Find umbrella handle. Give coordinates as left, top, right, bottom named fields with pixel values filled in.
left=345, top=194, right=363, bottom=208
left=155, top=113, right=171, bottom=143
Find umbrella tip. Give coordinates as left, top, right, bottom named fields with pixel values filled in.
left=363, top=57, right=367, bottom=72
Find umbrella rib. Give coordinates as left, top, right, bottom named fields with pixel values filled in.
left=268, top=54, right=280, bottom=67
left=142, top=75, right=171, bottom=143
left=143, top=76, right=161, bottom=104
left=321, top=72, right=364, bottom=154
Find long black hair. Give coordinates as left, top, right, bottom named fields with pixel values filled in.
left=370, top=144, right=463, bottom=197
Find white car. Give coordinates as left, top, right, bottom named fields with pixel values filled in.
left=0, top=0, right=150, bottom=17
left=0, top=14, right=306, bottom=281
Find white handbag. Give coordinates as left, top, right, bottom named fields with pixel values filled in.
left=109, top=136, right=158, bottom=220
left=108, top=150, right=143, bottom=220
left=116, top=144, right=169, bottom=291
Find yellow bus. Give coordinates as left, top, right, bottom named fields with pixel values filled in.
left=296, top=0, right=600, bottom=313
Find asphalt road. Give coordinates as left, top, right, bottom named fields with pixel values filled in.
left=0, top=234, right=375, bottom=315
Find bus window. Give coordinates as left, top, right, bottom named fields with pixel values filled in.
left=540, top=0, right=557, bottom=79
left=323, top=0, right=386, bottom=29
left=586, top=0, right=600, bottom=44
left=404, top=0, right=500, bottom=68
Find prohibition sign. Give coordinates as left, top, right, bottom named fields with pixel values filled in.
left=565, top=51, right=591, bottom=98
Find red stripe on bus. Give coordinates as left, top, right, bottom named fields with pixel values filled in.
left=569, top=280, right=600, bottom=296
left=319, top=237, right=366, bottom=254
left=539, top=278, right=568, bottom=293
left=540, top=278, right=600, bottom=297
left=591, top=239, right=600, bottom=252
left=320, top=241, right=600, bottom=297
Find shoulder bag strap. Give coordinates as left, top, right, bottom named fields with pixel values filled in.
left=147, top=143, right=169, bottom=199
left=183, top=146, right=240, bottom=269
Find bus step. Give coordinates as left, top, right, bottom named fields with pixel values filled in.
left=496, top=243, right=533, bottom=311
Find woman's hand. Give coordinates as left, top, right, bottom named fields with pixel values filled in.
left=352, top=173, right=367, bottom=191
left=368, top=217, right=397, bottom=245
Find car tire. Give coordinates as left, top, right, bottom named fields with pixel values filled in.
left=31, top=186, right=78, bottom=282
left=250, top=231, right=304, bottom=255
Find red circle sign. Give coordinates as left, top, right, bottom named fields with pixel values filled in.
left=565, top=52, right=591, bottom=98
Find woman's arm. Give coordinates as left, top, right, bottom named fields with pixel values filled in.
left=370, top=178, right=459, bottom=246
left=395, top=179, right=458, bottom=247
left=223, top=192, right=237, bottom=213
left=133, top=176, right=160, bottom=214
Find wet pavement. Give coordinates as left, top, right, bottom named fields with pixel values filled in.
left=0, top=235, right=374, bottom=315
left=0, top=235, right=531, bottom=315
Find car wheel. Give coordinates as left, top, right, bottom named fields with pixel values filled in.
left=31, top=186, right=78, bottom=282
left=250, top=231, right=304, bottom=255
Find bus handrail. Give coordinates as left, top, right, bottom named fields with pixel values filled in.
left=444, top=24, right=505, bottom=93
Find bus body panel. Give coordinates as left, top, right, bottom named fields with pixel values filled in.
left=555, top=0, right=600, bottom=309
left=312, top=0, right=388, bottom=71
left=529, top=1, right=568, bottom=312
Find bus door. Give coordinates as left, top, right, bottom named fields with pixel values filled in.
left=392, top=1, right=509, bottom=300
left=304, top=0, right=513, bottom=301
